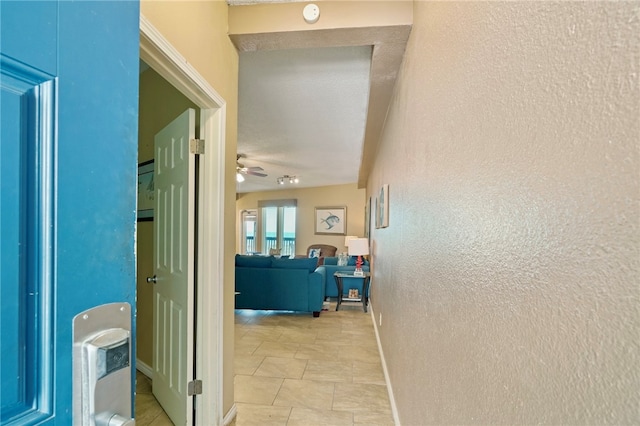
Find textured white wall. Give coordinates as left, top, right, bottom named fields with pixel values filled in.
left=368, top=2, right=639, bottom=424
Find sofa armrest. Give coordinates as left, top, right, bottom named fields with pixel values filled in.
left=314, top=266, right=326, bottom=285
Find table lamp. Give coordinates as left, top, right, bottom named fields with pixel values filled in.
left=344, top=235, right=357, bottom=249
left=348, top=238, right=369, bottom=276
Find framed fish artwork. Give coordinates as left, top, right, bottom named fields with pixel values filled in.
left=315, top=206, right=347, bottom=235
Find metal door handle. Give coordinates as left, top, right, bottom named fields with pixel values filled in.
left=95, top=412, right=135, bottom=426
left=146, top=275, right=157, bottom=284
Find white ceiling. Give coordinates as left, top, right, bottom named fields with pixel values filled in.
left=236, top=45, right=372, bottom=193
left=227, top=1, right=411, bottom=192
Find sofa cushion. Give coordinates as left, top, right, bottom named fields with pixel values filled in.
left=235, top=254, right=273, bottom=268
left=271, top=257, right=318, bottom=272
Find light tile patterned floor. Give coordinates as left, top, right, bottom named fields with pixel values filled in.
left=136, top=301, right=393, bottom=425
left=135, top=370, right=173, bottom=425
left=233, top=301, right=393, bottom=426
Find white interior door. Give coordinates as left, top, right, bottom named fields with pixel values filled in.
left=152, top=108, right=196, bottom=425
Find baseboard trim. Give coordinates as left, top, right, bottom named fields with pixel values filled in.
left=136, top=359, right=153, bottom=378
left=223, top=403, right=237, bottom=426
left=370, top=306, right=400, bottom=425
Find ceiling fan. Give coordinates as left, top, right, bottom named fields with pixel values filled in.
left=236, top=154, right=267, bottom=182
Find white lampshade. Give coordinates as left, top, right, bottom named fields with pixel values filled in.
left=344, top=235, right=357, bottom=247
left=347, top=238, right=369, bottom=256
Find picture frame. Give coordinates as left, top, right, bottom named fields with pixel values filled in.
left=379, top=184, right=389, bottom=228
left=137, top=160, right=154, bottom=221
left=315, top=206, right=346, bottom=235
left=374, top=196, right=380, bottom=229
left=364, top=197, right=371, bottom=238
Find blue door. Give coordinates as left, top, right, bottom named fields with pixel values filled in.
left=1, top=1, right=140, bottom=424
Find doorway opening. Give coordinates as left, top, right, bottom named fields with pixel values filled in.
left=136, top=16, right=227, bottom=425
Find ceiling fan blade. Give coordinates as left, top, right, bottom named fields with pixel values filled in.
left=246, top=166, right=264, bottom=172
left=237, top=166, right=267, bottom=178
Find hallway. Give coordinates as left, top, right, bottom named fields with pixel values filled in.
left=136, top=301, right=393, bottom=425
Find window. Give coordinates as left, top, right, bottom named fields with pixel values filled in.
left=240, top=210, right=257, bottom=254
left=258, top=199, right=297, bottom=257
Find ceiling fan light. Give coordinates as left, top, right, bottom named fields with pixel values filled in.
left=293, top=177, right=299, bottom=183
left=236, top=172, right=245, bottom=183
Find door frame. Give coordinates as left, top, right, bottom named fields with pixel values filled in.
left=140, top=15, right=226, bottom=425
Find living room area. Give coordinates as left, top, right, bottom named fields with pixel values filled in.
left=234, top=183, right=371, bottom=314
left=236, top=184, right=367, bottom=260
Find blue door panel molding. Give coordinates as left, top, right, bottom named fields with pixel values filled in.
left=1, top=56, right=56, bottom=425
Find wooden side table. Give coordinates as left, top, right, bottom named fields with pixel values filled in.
left=333, top=272, right=371, bottom=312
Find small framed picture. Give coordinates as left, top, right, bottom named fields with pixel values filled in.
left=348, top=289, right=359, bottom=299
left=379, top=184, right=389, bottom=228
left=315, top=206, right=346, bottom=235
left=365, top=197, right=371, bottom=238
left=137, top=160, right=154, bottom=221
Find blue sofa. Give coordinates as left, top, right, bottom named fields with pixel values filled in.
left=234, top=255, right=325, bottom=317
left=314, top=256, right=370, bottom=298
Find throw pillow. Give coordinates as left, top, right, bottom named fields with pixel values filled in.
left=308, top=248, right=321, bottom=258
left=269, top=248, right=281, bottom=256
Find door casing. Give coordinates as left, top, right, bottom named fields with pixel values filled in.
left=139, top=16, right=227, bottom=425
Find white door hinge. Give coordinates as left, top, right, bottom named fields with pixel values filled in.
left=187, top=379, right=203, bottom=396
left=190, top=138, right=205, bottom=155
